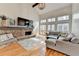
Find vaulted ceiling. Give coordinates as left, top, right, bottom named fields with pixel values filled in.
left=19, top=3, right=71, bottom=15
left=33, top=3, right=71, bottom=15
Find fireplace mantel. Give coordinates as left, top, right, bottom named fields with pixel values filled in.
left=0, top=25, right=33, bottom=30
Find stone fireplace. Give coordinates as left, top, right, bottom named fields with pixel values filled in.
left=0, top=27, right=33, bottom=38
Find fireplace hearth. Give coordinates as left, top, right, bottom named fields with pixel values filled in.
left=25, top=31, right=32, bottom=35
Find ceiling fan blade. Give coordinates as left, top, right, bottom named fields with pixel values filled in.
left=32, top=3, right=39, bottom=8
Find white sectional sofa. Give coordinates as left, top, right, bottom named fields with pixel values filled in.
left=46, top=40, right=79, bottom=56
left=46, top=32, right=79, bottom=56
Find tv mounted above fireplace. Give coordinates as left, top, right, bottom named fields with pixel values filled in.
left=17, top=17, right=34, bottom=29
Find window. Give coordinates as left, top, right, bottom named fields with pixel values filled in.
left=41, top=19, right=46, bottom=23
left=40, top=25, right=46, bottom=31
left=51, top=25, right=55, bottom=31
left=51, top=18, right=55, bottom=22
left=57, top=15, right=70, bottom=32
left=39, top=15, right=71, bottom=34
left=48, top=25, right=51, bottom=31
left=73, top=13, right=79, bottom=19
left=48, top=18, right=51, bottom=22
left=57, top=23, right=69, bottom=32
left=48, top=18, right=55, bottom=22
left=58, top=15, right=69, bottom=21
left=47, top=25, right=55, bottom=31
left=40, top=25, right=46, bottom=35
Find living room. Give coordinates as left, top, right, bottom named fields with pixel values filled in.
left=0, top=3, right=79, bottom=56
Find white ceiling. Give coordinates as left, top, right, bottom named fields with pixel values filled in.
left=34, top=3, right=71, bottom=15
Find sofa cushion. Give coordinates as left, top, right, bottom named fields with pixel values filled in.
left=64, top=33, right=75, bottom=41
left=6, top=33, right=14, bottom=39
left=58, top=36, right=65, bottom=41
left=71, top=37, right=79, bottom=44
left=47, top=35, right=58, bottom=39
left=0, top=34, right=16, bottom=46
left=0, top=34, right=9, bottom=42
left=46, top=39, right=57, bottom=44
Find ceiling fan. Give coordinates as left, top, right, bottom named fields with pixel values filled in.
left=32, top=3, right=45, bottom=10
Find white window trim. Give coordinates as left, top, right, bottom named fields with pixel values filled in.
left=39, top=14, right=72, bottom=34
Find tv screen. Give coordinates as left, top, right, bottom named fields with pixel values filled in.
left=17, top=17, right=29, bottom=26
left=17, top=17, right=34, bottom=29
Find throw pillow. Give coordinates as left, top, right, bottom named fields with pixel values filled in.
left=71, top=37, right=79, bottom=44
left=58, top=36, right=65, bottom=41
left=6, top=33, right=14, bottom=39
left=65, top=33, right=75, bottom=41
left=0, top=34, right=9, bottom=42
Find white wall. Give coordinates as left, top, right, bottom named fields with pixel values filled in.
left=72, top=4, right=79, bottom=38
left=0, top=3, right=39, bottom=20
left=0, top=3, right=22, bottom=19
left=21, top=4, right=39, bottom=20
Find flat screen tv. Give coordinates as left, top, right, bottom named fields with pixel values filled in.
left=17, top=17, right=33, bottom=28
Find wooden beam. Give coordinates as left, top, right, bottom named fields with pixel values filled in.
left=32, top=3, right=39, bottom=8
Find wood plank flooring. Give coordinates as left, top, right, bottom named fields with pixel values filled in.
left=46, top=48, right=66, bottom=56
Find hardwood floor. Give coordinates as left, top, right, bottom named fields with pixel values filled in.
left=46, top=48, right=66, bottom=56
